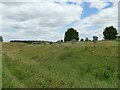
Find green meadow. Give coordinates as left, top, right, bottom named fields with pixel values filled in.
left=2, top=41, right=118, bottom=88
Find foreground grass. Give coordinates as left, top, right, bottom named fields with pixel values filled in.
left=2, top=41, right=118, bottom=88
left=0, top=43, right=2, bottom=89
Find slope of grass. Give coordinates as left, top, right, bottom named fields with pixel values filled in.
left=0, top=42, right=2, bottom=89
left=2, top=41, right=118, bottom=88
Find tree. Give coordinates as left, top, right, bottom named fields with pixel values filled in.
left=80, top=38, right=84, bottom=41
left=50, top=42, right=53, bottom=45
left=61, top=39, right=63, bottom=42
left=103, top=26, right=118, bottom=40
left=64, top=28, right=79, bottom=42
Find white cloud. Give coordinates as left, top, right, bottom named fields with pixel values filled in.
left=1, top=0, right=118, bottom=41
left=2, top=2, right=83, bottom=41
left=73, top=2, right=118, bottom=40
left=2, top=0, right=119, bottom=2
left=89, top=0, right=109, bottom=10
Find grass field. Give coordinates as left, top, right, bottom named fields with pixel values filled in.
left=2, top=41, right=118, bottom=88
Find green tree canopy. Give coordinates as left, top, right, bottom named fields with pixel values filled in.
left=103, top=26, right=118, bottom=40
left=80, top=38, right=84, bottom=41
left=64, top=28, right=79, bottom=42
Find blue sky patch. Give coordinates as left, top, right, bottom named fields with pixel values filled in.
left=60, top=20, right=78, bottom=34
left=80, top=2, right=98, bottom=19
left=86, top=25, right=101, bottom=31
left=103, top=2, right=113, bottom=9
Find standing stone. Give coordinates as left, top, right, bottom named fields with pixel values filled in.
left=93, top=36, right=98, bottom=43
left=71, top=39, right=77, bottom=44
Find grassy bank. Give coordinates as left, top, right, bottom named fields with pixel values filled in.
left=2, top=41, right=118, bottom=88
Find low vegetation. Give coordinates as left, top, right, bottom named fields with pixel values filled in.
left=2, top=41, right=118, bottom=88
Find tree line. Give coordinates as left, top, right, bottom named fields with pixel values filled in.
left=64, top=26, right=118, bottom=42
left=0, top=26, right=119, bottom=42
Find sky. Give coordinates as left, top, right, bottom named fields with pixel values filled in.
left=0, top=0, right=119, bottom=42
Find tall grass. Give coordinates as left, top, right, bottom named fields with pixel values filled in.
left=2, top=41, right=118, bottom=88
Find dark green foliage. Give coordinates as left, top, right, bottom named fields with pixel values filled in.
left=81, top=38, right=84, bottom=41
left=64, top=28, right=79, bottom=42
left=61, top=40, right=63, bottom=42
left=50, top=42, right=53, bottom=45
left=103, top=26, right=118, bottom=40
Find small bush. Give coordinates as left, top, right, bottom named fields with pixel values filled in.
left=80, top=39, right=84, bottom=41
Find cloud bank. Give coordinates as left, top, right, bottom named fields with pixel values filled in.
left=1, top=0, right=118, bottom=41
